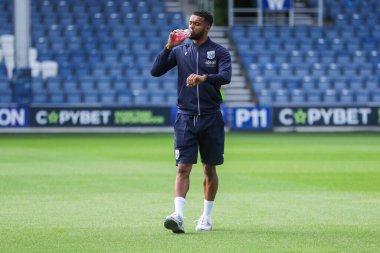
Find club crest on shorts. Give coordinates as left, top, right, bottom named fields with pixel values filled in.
left=175, top=149, right=180, bottom=160
left=207, top=51, right=215, bottom=60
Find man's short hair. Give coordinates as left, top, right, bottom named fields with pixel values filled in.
left=193, top=10, right=213, bottom=27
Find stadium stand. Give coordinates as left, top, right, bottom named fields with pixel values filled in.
left=0, top=0, right=379, bottom=106
left=0, top=0, right=185, bottom=105
left=233, top=0, right=380, bottom=105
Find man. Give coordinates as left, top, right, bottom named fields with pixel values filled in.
left=151, top=10, right=231, bottom=233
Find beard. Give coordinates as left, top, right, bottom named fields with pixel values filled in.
left=189, top=29, right=205, bottom=40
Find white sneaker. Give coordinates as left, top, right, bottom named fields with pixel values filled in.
left=195, top=215, right=212, bottom=231
left=164, top=212, right=184, bottom=233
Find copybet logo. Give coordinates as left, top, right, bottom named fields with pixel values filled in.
left=293, top=109, right=307, bottom=125
left=279, top=108, right=372, bottom=126
left=36, top=109, right=112, bottom=126
left=48, top=111, right=59, bottom=124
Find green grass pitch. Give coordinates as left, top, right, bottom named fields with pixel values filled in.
left=0, top=133, right=379, bottom=252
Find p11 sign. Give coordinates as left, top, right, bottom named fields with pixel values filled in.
left=232, top=107, right=272, bottom=131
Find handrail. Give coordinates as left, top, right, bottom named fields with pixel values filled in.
left=228, top=0, right=323, bottom=27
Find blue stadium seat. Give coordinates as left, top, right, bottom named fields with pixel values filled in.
left=83, top=92, right=99, bottom=103
left=0, top=77, right=10, bottom=92
left=94, top=77, right=111, bottom=91
left=304, top=51, right=319, bottom=65
left=289, top=89, right=306, bottom=104
left=310, top=63, right=325, bottom=78
left=65, top=91, right=81, bottom=104
left=33, top=93, right=49, bottom=103
left=150, top=91, right=167, bottom=105
left=146, top=79, right=161, bottom=90
left=274, top=89, right=289, bottom=104
left=323, top=89, right=338, bottom=104
left=157, top=77, right=175, bottom=91
left=333, top=78, right=349, bottom=91
left=112, top=78, right=128, bottom=91
left=99, top=91, right=116, bottom=104
left=316, top=76, right=331, bottom=90
left=342, top=65, right=357, bottom=77
left=91, top=64, right=108, bottom=78
left=358, top=66, right=374, bottom=77
left=300, top=76, right=315, bottom=90
left=165, top=92, right=177, bottom=105
left=267, top=78, right=283, bottom=90
left=365, top=78, right=379, bottom=90
left=293, top=66, right=310, bottom=78
left=116, top=91, right=133, bottom=105
left=0, top=93, right=12, bottom=103
left=31, top=77, right=45, bottom=92
left=251, top=76, right=266, bottom=91
left=355, top=91, right=370, bottom=104
left=133, top=91, right=150, bottom=105
left=278, top=64, right=293, bottom=78
left=49, top=92, right=65, bottom=104
left=129, top=79, right=145, bottom=90
left=307, top=90, right=322, bottom=103
left=45, top=77, right=62, bottom=92
left=258, top=89, right=273, bottom=105
left=78, top=78, right=96, bottom=91
left=372, top=90, right=380, bottom=103
left=284, top=78, right=299, bottom=90
left=62, top=79, right=78, bottom=92
left=74, top=64, right=92, bottom=77
left=340, top=89, right=354, bottom=104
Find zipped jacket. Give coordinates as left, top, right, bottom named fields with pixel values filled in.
left=151, top=38, right=231, bottom=115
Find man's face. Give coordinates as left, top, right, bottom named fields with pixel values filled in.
left=188, top=15, right=210, bottom=40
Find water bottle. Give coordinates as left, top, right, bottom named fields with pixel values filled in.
left=172, top=29, right=191, bottom=42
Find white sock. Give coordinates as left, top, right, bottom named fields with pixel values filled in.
left=174, top=197, right=186, bottom=218
left=203, top=199, right=214, bottom=217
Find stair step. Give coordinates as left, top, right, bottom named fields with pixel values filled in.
left=164, top=1, right=182, bottom=7
left=224, top=83, right=242, bottom=89
left=225, top=82, right=246, bottom=88
left=212, top=26, right=229, bottom=31
left=231, top=75, right=245, bottom=82
left=209, top=30, right=227, bottom=37
left=224, top=94, right=252, bottom=101
left=225, top=101, right=255, bottom=107
left=211, top=37, right=229, bottom=43
left=164, top=1, right=182, bottom=12
left=224, top=88, right=250, bottom=95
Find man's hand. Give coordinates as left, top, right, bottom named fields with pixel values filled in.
left=166, top=30, right=185, bottom=50
left=186, top=74, right=207, bottom=87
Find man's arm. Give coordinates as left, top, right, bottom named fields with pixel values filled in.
left=206, top=47, right=232, bottom=86
left=150, top=48, right=177, bottom=77
left=151, top=30, right=185, bottom=77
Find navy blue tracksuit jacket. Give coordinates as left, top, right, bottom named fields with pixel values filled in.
left=151, top=38, right=232, bottom=115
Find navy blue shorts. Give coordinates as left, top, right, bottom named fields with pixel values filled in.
left=174, top=112, right=225, bottom=166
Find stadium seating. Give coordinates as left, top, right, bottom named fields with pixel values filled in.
left=0, top=0, right=185, bottom=105
left=1, top=0, right=380, bottom=106
left=233, top=0, right=380, bottom=105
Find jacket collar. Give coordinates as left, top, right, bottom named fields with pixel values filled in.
left=191, top=37, right=211, bottom=48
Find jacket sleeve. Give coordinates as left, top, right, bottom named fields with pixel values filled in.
left=206, top=47, right=231, bottom=86
left=150, top=47, right=177, bottom=77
